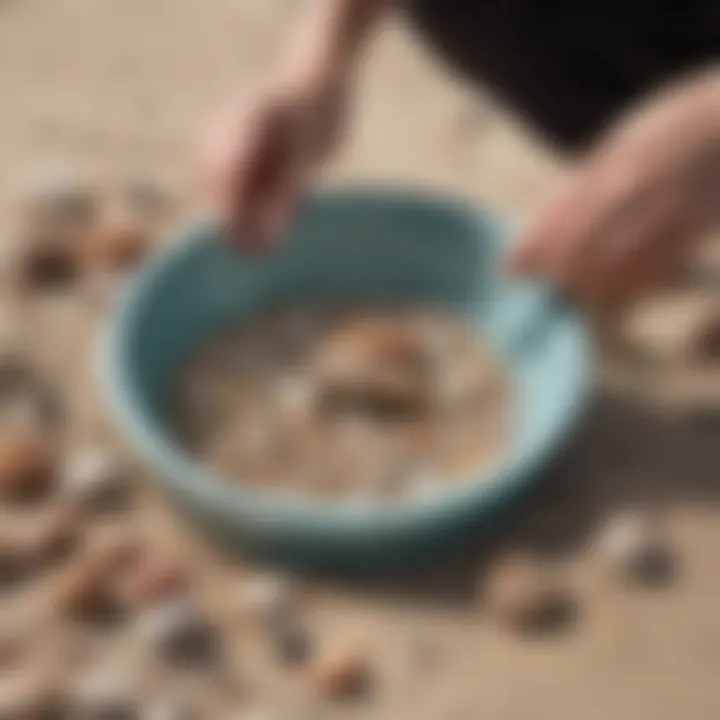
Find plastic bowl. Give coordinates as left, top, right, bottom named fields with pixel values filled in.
left=101, top=187, right=590, bottom=573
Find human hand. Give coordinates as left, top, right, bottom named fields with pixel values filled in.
left=509, top=68, right=720, bottom=309
left=202, top=73, right=347, bottom=253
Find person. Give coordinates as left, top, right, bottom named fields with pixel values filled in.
left=202, top=0, right=720, bottom=310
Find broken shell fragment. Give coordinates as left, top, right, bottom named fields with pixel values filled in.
left=237, top=572, right=296, bottom=623
left=0, top=429, right=56, bottom=501
left=313, top=320, right=431, bottom=415
left=12, top=232, right=81, bottom=291
left=0, top=370, right=63, bottom=434
left=85, top=529, right=141, bottom=576
left=20, top=173, right=97, bottom=228
left=27, top=504, right=81, bottom=566
left=52, top=557, right=119, bottom=622
left=122, top=178, right=175, bottom=219
left=52, top=532, right=137, bottom=620
left=482, top=555, right=575, bottom=634
left=311, top=644, right=370, bottom=700
left=87, top=215, right=153, bottom=272
left=119, top=556, right=188, bottom=609
left=137, top=598, right=218, bottom=666
left=594, top=511, right=674, bottom=586
left=269, top=615, right=312, bottom=666
left=0, top=536, right=31, bottom=587
left=61, top=446, right=130, bottom=510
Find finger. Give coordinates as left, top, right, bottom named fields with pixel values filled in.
left=567, top=194, right=688, bottom=308
left=609, top=220, right=698, bottom=300
left=203, top=141, right=266, bottom=250
left=509, top=174, right=610, bottom=278
left=236, top=146, right=304, bottom=254
left=511, top=154, right=652, bottom=282
left=508, top=176, right=587, bottom=276
left=231, top=104, right=304, bottom=253
left=590, top=186, right=686, bottom=300
left=227, top=133, right=275, bottom=250
left=239, top=183, right=299, bottom=255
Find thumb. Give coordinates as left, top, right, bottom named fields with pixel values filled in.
left=506, top=234, right=545, bottom=276
left=247, top=167, right=302, bottom=254
left=505, top=218, right=553, bottom=277
left=505, top=173, right=587, bottom=278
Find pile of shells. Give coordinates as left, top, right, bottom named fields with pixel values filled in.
left=479, top=508, right=676, bottom=637
left=170, top=306, right=512, bottom=502
left=8, top=173, right=176, bottom=302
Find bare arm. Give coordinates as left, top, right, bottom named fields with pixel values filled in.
left=204, top=0, right=393, bottom=250
left=510, top=65, right=720, bottom=308
left=280, top=0, right=394, bottom=87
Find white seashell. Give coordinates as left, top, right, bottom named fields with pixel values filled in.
left=136, top=598, right=216, bottom=664
left=594, top=511, right=673, bottom=583
left=237, top=572, right=295, bottom=621
left=61, top=446, right=128, bottom=507
left=137, top=598, right=197, bottom=643
left=483, top=555, right=574, bottom=633
left=20, top=170, right=96, bottom=226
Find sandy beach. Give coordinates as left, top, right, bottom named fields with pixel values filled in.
left=0, top=1, right=719, bottom=718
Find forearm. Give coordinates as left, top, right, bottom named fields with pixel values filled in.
left=279, top=0, right=393, bottom=87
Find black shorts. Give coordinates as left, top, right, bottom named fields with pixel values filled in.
left=406, top=0, right=720, bottom=152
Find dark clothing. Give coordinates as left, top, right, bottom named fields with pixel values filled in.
left=407, top=0, right=720, bottom=151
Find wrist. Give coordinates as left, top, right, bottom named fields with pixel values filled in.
left=276, top=0, right=389, bottom=97
left=275, top=41, right=351, bottom=102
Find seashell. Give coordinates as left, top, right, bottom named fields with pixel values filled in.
left=593, top=511, right=674, bottom=586
left=61, top=446, right=130, bottom=510
left=236, top=572, right=296, bottom=623
left=86, top=214, right=153, bottom=272
left=119, top=555, right=188, bottom=609
left=311, top=644, right=370, bottom=700
left=0, top=428, right=56, bottom=501
left=20, top=172, right=96, bottom=226
left=482, top=554, right=575, bottom=634
left=137, top=598, right=218, bottom=666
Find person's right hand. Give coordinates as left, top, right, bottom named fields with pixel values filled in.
left=203, top=74, right=347, bottom=252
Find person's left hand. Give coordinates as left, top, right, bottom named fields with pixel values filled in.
left=509, top=67, right=720, bottom=309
